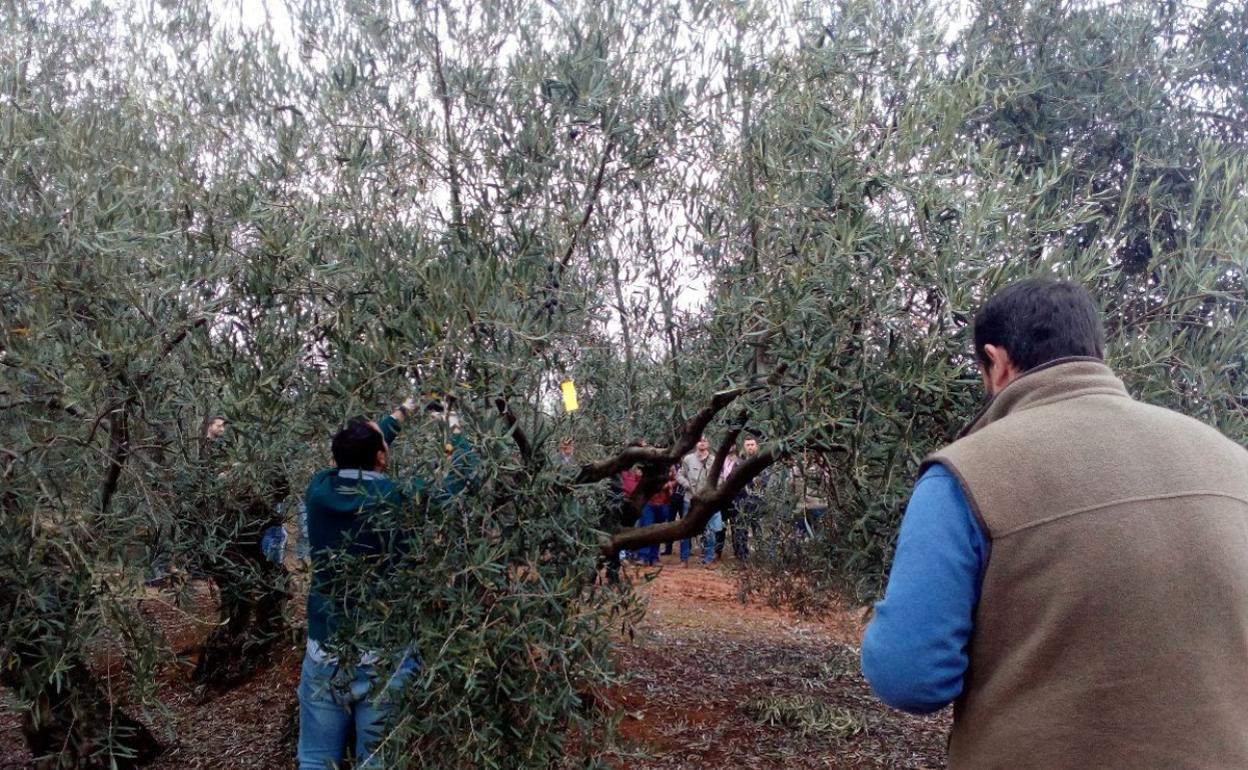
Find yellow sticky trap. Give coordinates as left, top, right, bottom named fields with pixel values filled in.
left=560, top=379, right=579, bottom=412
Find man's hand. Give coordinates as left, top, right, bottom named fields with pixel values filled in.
left=433, top=408, right=462, bottom=433
left=392, top=395, right=420, bottom=424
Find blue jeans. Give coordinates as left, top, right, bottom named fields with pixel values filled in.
left=679, top=498, right=693, bottom=561
left=634, top=504, right=663, bottom=564
left=702, top=511, right=723, bottom=564
left=679, top=499, right=721, bottom=563
left=297, top=650, right=419, bottom=769
left=657, top=501, right=675, bottom=554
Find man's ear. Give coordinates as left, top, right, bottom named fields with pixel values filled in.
left=981, top=343, right=1020, bottom=394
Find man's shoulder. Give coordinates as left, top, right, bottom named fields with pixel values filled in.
left=933, top=392, right=1130, bottom=460
left=1135, top=399, right=1245, bottom=443
left=928, top=393, right=1248, bottom=532
left=304, top=467, right=336, bottom=496
left=306, top=469, right=402, bottom=504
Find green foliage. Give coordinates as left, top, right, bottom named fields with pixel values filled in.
left=706, top=0, right=1248, bottom=602
left=0, top=0, right=1244, bottom=766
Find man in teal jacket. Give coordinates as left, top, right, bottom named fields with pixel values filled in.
left=298, top=397, right=472, bottom=769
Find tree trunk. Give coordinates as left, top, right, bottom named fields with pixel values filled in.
left=7, top=658, right=163, bottom=769
left=192, top=539, right=289, bottom=691
left=0, top=573, right=162, bottom=769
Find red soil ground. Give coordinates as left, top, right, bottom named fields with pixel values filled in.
left=0, top=557, right=949, bottom=769
left=600, top=553, right=948, bottom=769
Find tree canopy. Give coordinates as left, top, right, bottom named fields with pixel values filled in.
left=1, top=0, right=1245, bottom=766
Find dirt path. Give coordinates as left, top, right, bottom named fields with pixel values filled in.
left=0, top=560, right=949, bottom=769
left=602, top=554, right=949, bottom=769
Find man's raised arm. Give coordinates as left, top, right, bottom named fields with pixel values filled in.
left=377, top=396, right=421, bottom=445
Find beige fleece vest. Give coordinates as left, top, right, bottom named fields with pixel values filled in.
left=925, top=359, right=1248, bottom=770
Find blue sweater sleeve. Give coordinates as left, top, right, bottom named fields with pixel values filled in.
left=378, top=414, right=402, bottom=445
left=861, top=463, right=989, bottom=714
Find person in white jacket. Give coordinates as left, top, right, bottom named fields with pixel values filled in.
left=676, top=436, right=722, bottom=566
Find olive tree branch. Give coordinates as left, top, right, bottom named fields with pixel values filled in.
left=604, top=450, right=778, bottom=555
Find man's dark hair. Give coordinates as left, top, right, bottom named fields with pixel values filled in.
left=973, top=278, right=1105, bottom=372
left=332, top=416, right=385, bottom=471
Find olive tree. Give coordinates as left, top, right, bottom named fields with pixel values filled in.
left=1, top=0, right=1244, bottom=767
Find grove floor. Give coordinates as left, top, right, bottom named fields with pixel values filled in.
left=0, top=556, right=949, bottom=769
left=600, top=553, right=948, bottom=769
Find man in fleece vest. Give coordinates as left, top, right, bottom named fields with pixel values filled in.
left=861, top=278, right=1248, bottom=769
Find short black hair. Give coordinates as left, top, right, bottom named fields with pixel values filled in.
left=332, top=416, right=385, bottom=471
left=973, top=278, right=1105, bottom=373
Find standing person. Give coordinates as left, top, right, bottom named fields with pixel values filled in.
left=860, top=278, right=1248, bottom=769
left=636, top=468, right=675, bottom=566
left=733, top=435, right=764, bottom=560
left=149, top=414, right=226, bottom=586
left=555, top=436, right=574, bottom=465
left=183, top=414, right=292, bottom=687
left=676, top=436, right=718, bottom=566
left=602, top=441, right=643, bottom=582
left=618, top=441, right=644, bottom=563
left=664, top=465, right=682, bottom=556
left=620, top=463, right=642, bottom=501
left=715, top=445, right=740, bottom=561
left=298, top=396, right=473, bottom=770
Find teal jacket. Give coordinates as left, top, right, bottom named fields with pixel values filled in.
left=304, top=414, right=473, bottom=644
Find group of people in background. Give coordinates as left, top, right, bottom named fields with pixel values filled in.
left=594, top=433, right=825, bottom=569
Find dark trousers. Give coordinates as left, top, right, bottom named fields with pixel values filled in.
left=733, top=502, right=759, bottom=561
left=662, top=497, right=680, bottom=554
left=731, top=519, right=749, bottom=560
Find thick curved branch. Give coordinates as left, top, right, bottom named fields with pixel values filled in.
left=99, top=406, right=129, bottom=515
left=573, top=445, right=671, bottom=484
left=98, top=316, right=209, bottom=516
left=577, top=365, right=788, bottom=529
left=605, top=450, right=778, bottom=555
left=493, top=397, right=532, bottom=460
left=674, top=386, right=746, bottom=457
left=572, top=384, right=744, bottom=491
